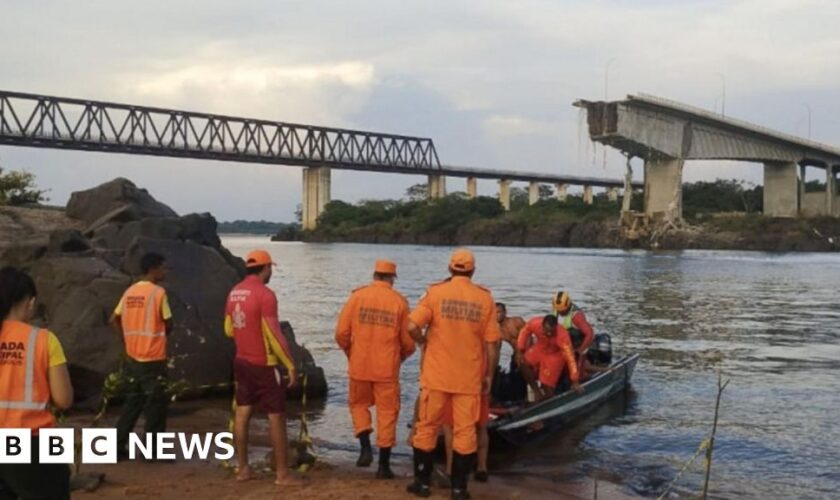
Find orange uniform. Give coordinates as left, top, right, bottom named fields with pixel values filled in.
left=0, top=320, right=66, bottom=434
left=517, top=316, right=578, bottom=389
left=114, top=281, right=172, bottom=362
left=410, top=276, right=501, bottom=455
left=336, top=280, right=415, bottom=448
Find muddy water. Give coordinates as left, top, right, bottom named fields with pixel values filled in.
left=222, top=237, right=840, bottom=499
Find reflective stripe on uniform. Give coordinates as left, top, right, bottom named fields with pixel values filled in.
left=0, top=326, right=48, bottom=410
left=123, top=287, right=165, bottom=338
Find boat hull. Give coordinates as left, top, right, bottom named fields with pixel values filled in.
left=488, top=353, right=640, bottom=448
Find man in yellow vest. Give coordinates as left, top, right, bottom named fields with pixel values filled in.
left=0, top=266, right=74, bottom=499
left=110, top=252, right=173, bottom=457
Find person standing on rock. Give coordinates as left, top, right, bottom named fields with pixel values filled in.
left=335, top=260, right=415, bottom=479
left=406, top=248, right=501, bottom=500
left=0, top=267, right=74, bottom=499
left=110, top=252, right=173, bottom=458
left=224, top=249, right=305, bottom=487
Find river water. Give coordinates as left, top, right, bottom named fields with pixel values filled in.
left=222, top=237, right=840, bottom=499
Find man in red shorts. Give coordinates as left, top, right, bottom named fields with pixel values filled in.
left=224, top=249, right=304, bottom=486
left=515, top=314, right=582, bottom=400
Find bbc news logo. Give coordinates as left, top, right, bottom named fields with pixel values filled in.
left=0, top=428, right=234, bottom=464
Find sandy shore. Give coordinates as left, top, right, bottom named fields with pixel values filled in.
left=65, top=400, right=635, bottom=500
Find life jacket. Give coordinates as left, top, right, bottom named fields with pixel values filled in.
left=0, top=321, right=55, bottom=433
left=120, top=282, right=167, bottom=362
left=558, top=305, right=582, bottom=336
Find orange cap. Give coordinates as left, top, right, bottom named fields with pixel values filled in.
left=245, top=249, right=274, bottom=268
left=374, top=259, right=397, bottom=276
left=449, top=248, right=475, bottom=272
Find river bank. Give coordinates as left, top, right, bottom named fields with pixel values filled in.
left=296, top=215, right=840, bottom=252
left=67, top=398, right=633, bottom=500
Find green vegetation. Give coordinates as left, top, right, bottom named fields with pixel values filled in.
left=682, top=179, right=763, bottom=218
left=0, top=167, right=48, bottom=206
left=218, top=220, right=299, bottom=234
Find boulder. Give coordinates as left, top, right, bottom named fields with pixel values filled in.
left=1, top=178, right=326, bottom=407
left=66, top=178, right=177, bottom=226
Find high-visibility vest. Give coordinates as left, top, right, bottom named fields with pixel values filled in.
left=558, top=305, right=581, bottom=333
left=120, top=282, right=167, bottom=362
left=0, top=321, right=55, bottom=433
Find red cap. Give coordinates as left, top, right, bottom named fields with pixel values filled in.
left=374, top=259, right=397, bottom=276
left=449, top=248, right=475, bottom=272
left=245, top=249, right=274, bottom=268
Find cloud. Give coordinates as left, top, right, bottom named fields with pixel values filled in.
left=2, top=0, right=840, bottom=220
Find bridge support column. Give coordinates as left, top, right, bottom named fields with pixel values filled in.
left=555, top=183, right=567, bottom=202
left=763, top=161, right=799, bottom=217
left=528, top=182, right=540, bottom=205
left=607, top=187, right=619, bottom=202
left=644, top=158, right=683, bottom=220
left=466, top=177, right=478, bottom=199
left=498, top=180, right=511, bottom=210
left=583, top=185, right=593, bottom=205
left=428, top=174, right=446, bottom=199
left=302, top=167, right=331, bottom=231
left=827, top=166, right=836, bottom=217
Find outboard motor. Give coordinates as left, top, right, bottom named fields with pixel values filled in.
left=587, top=333, right=613, bottom=366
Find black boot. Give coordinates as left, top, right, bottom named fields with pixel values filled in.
left=406, top=448, right=433, bottom=498
left=451, top=452, right=475, bottom=500
left=376, top=447, right=394, bottom=479
left=356, top=430, right=373, bottom=467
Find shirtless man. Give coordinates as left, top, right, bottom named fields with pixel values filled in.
left=496, top=303, right=525, bottom=350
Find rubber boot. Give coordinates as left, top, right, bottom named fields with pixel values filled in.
left=356, top=430, right=373, bottom=467
left=376, top=447, right=394, bottom=479
left=406, top=448, right=433, bottom=498
left=450, top=452, right=475, bottom=500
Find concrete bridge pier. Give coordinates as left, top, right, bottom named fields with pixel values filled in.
left=528, top=182, right=540, bottom=205
left=498, top=180, right=511, bottom=210
left=644, top=158, right=683, bottom=219
left=555, top=183, right=568, bottom=202
left=428, top=174, right=446, bottom=199
left=583, top=185, right=593, bottom=205
left=466, top=177, right=478, bottom=199
left=827, top=166, right=837, bottom=216
left=607, top=187, right=619, bottom=202
left=763, top=161, right=799, bottom=217
left=302, top=166, right=331, bottom=230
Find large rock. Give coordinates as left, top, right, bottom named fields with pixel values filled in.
left=1, top=178, right=326, bottom=407
left=66, top=178, right=177, bottom=226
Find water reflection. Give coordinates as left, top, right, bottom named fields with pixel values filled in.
left=223, top=238, right=840, bottom=499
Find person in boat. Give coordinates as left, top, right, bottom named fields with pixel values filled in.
left=568, top=330, right=612, bottom=382
left=552, top=291, right=595, bottom=357
left=496, top=302, right=525, bottom=349
left=515, top=314, right=582, bottom=400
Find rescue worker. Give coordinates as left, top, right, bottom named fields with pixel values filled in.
left=0, top=266, right=73, bottom=499
left=552, top=291, right=594, bottom=356
left=111, top=252, right=173, bottom=457
left=335, top=259, right=415, bottom=479
left=515, top=315, right=582, bottom=400
left=224, top=249, right=304, bottom=486
left=406, top=248, right=501, bottom=500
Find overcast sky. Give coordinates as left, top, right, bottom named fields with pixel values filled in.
left=2, top=0, right=839, bottom=222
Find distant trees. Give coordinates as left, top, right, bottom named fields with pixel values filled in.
left=0, top=167, right=48, bottom=206
left=217, top=220, right=298, bottom=234
left=405, top=183, right=428, bottom=201
left=682, top=179, right=763, bottom=217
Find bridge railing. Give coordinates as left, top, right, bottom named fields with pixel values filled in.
left=0, top=90, right=441, bottom=171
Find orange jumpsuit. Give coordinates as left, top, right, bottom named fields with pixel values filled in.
left=336, top=281, right=415, bottom=448
left=516, top=317, right=578, bottom=389
left=409, top=277, right=501, bottom=455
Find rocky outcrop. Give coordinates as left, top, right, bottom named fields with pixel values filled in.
left=0, top=178, right=327, bottom=407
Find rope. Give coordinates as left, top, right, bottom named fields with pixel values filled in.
left=656, top=437, right=710, bottom=500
